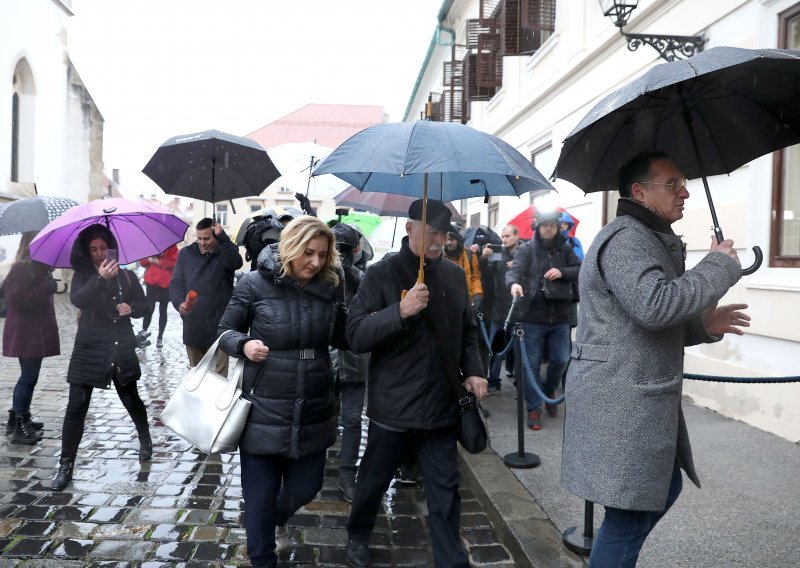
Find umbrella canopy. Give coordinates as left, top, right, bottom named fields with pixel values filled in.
left=233, top=205, right=304, bottom=245
left=553, top=47, right=800, bottom=191
left=325, top=211, right=382, bottom=238
left=463, top=225, right=501, bottom=248
left=506, top=206, right=578, bottom=240
left=333, top=185, right=465, bottom=223
left=315, top=120, right=554, bottom=283
left=142, top=129, right=281, bottom=204
left=29, top=197, right=189, bottom=268
left=553, top=46, right=800, bottom=275
left=313, top=121, right=555, bottom=200
left=0, top=195, right=81, bottom=236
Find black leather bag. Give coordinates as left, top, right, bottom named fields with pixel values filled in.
left=456, top=390, right=488, bottom=454
left=541, top=278, right=573, bottom=301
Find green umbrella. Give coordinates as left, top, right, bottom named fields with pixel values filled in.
left=326, top=211, right=381, bottom=238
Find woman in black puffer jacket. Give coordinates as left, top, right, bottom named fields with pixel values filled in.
left=52, top=224, right=151, bottom=491
left=218, top=216, right=346, bottom=568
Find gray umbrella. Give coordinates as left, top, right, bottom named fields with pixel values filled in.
left=553, top=46, right=800, bottom=275
left=0, top=195, right=81, bottom=237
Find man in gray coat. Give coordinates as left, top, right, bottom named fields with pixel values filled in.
left=561, top=151, right=751, bottom=566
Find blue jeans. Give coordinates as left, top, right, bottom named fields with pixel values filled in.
left=240, top=450, right=326, bottom=568
left=521, top=322, right=570, bottom=412
left=12, top=358, right=43, bottom=415
left=589, top=464, right=684, bottom=568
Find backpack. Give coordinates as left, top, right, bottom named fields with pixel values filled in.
left=243, top=217, right=284, bottom=263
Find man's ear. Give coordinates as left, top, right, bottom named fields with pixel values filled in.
left=405, top=221, right=413, bottom=235
left=630, top=182, right=646, bottom=204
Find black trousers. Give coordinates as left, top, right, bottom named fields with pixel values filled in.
left=60, top=380, right=149, bottom=461
left=240, top=450, right=326, bottom=568
left=347, top=422, right=469, bottom=568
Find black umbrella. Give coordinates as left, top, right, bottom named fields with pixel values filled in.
left=142, top=129, right=281, bottom=209
left=0, top=195, right=81, bottom=236
left=553, top=46, right=800, bottom=275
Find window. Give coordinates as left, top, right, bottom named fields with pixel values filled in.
left=279, top=186, right=292, bottom=193
left=10, top=58, right=35, bottom=184
left=470, top=212, right=481, bottom=228
left=771, top=4, right=800, bottom=267
left=530, top=144, right=554, bottom=205
left=215, top=204, right=228, bottom=227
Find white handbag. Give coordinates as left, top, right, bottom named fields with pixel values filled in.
left=160, top=331, right=251, bottom=454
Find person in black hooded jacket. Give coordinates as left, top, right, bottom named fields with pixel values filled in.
left=218, top=216, right=346, bottom=568
left=51, top=224, right=150, bottom=491
left=506, top=210, right=581, bottom=430
left=344, top=199, right=487, bottom=568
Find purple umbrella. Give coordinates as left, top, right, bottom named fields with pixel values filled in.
left=29, top=197, right=189, bottom=268
left=333, top=186, right=465, bottom=223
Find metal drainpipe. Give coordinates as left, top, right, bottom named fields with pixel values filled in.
left=402, top=23, right=457, bottom=121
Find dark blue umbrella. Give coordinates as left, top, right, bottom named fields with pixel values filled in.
left=313, top=120, right=553, bottom=283
left=312, top=121, right=554, bottom=201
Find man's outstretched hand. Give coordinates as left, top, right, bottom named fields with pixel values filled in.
left=702, top=303, right=751, bottom=336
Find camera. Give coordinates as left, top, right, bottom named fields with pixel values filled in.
left=106, top=249, right=118, bottom=263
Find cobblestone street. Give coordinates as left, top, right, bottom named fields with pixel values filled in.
left=0, top=294, right=515, bottom=567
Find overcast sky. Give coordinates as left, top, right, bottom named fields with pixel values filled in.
left=68, top=0, right=440, bottom=196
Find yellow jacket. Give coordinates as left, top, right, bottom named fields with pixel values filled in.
left=450, top=249, right=483, bottom=299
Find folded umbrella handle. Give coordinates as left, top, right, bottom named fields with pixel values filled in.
left=741, top=245, right=763, bottom=276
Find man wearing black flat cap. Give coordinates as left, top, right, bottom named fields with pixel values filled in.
left=344, top=198, right=488, bottom=568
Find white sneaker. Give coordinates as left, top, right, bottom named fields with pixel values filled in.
left=275, top=525, right=289, bottom=552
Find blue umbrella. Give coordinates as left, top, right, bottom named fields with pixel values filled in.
left=313, top=121, right=553, bottom=201
left=313, top=120, right=554, bottom=283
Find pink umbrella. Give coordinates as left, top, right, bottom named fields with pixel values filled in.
left=334, top=186, right=464, bottom=223
left=29, top=197, right=189, bottom=268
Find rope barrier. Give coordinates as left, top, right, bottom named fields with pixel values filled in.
left=476, top=314, right=514, bottom=358
left=684, top=373, right=800, bottom=384
left=518, top=330, right=566, bottom=405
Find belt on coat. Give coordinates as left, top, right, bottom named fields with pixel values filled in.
left=267, top=348, right=325, bottom=360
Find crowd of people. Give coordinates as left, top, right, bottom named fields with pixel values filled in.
left=0, top=152, right=752, bottom=568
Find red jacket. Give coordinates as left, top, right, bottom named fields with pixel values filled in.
left=139, top=244, right=178, bottom=289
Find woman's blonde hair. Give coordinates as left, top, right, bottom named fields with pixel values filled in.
left=15, top=231, right=38, bottom=263
left=278, top=216, right=339, bottom=286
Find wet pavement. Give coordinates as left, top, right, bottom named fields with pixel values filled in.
left=0, top=294, right=517, bottom=567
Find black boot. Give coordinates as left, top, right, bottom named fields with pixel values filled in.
left=11, top=415, right=41, bottom=445
left=138, top=428, right=153, bottom=462
left=7, top=410, right=43, bottom=434
left=5, top=410, right=13, bottom=435
left=52, top=458, right=74, bottom=491
left=346, top=537, right=372, bottom=568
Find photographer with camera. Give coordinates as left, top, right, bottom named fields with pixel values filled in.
left=506, top=210, right=580, bottom=430
left=330, top=222, right=371, bottom=503
left=479, top=225, right=521, bottom=393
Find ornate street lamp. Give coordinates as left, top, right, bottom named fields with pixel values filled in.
left=599, top=0, right=705, bottom=62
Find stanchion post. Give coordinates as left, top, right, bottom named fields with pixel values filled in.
left=562, top=500, right=594, bottom=556
left=503, top=324, right=540, bottom=469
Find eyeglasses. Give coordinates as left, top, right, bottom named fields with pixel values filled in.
left=637, top=178, right=687, bottom=192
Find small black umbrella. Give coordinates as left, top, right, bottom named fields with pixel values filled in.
left=142, top=129, right=281, bottom=209
left=553, top=46, right=800, bottom=275
left=0, top=195, right=81, bottom=236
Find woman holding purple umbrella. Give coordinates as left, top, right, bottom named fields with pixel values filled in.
left=3, top=231, right=60, bottom=445
left=51, top=223, right=151, bottom=491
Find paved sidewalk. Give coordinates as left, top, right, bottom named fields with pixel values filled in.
left=0, top=295, right=517, bottom=567
left=478, top=367, right=800, bottom=567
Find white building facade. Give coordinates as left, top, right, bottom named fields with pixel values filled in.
left=0, top=0, right=104, bottom=204
left=406, top=0, right=800, bottom=441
